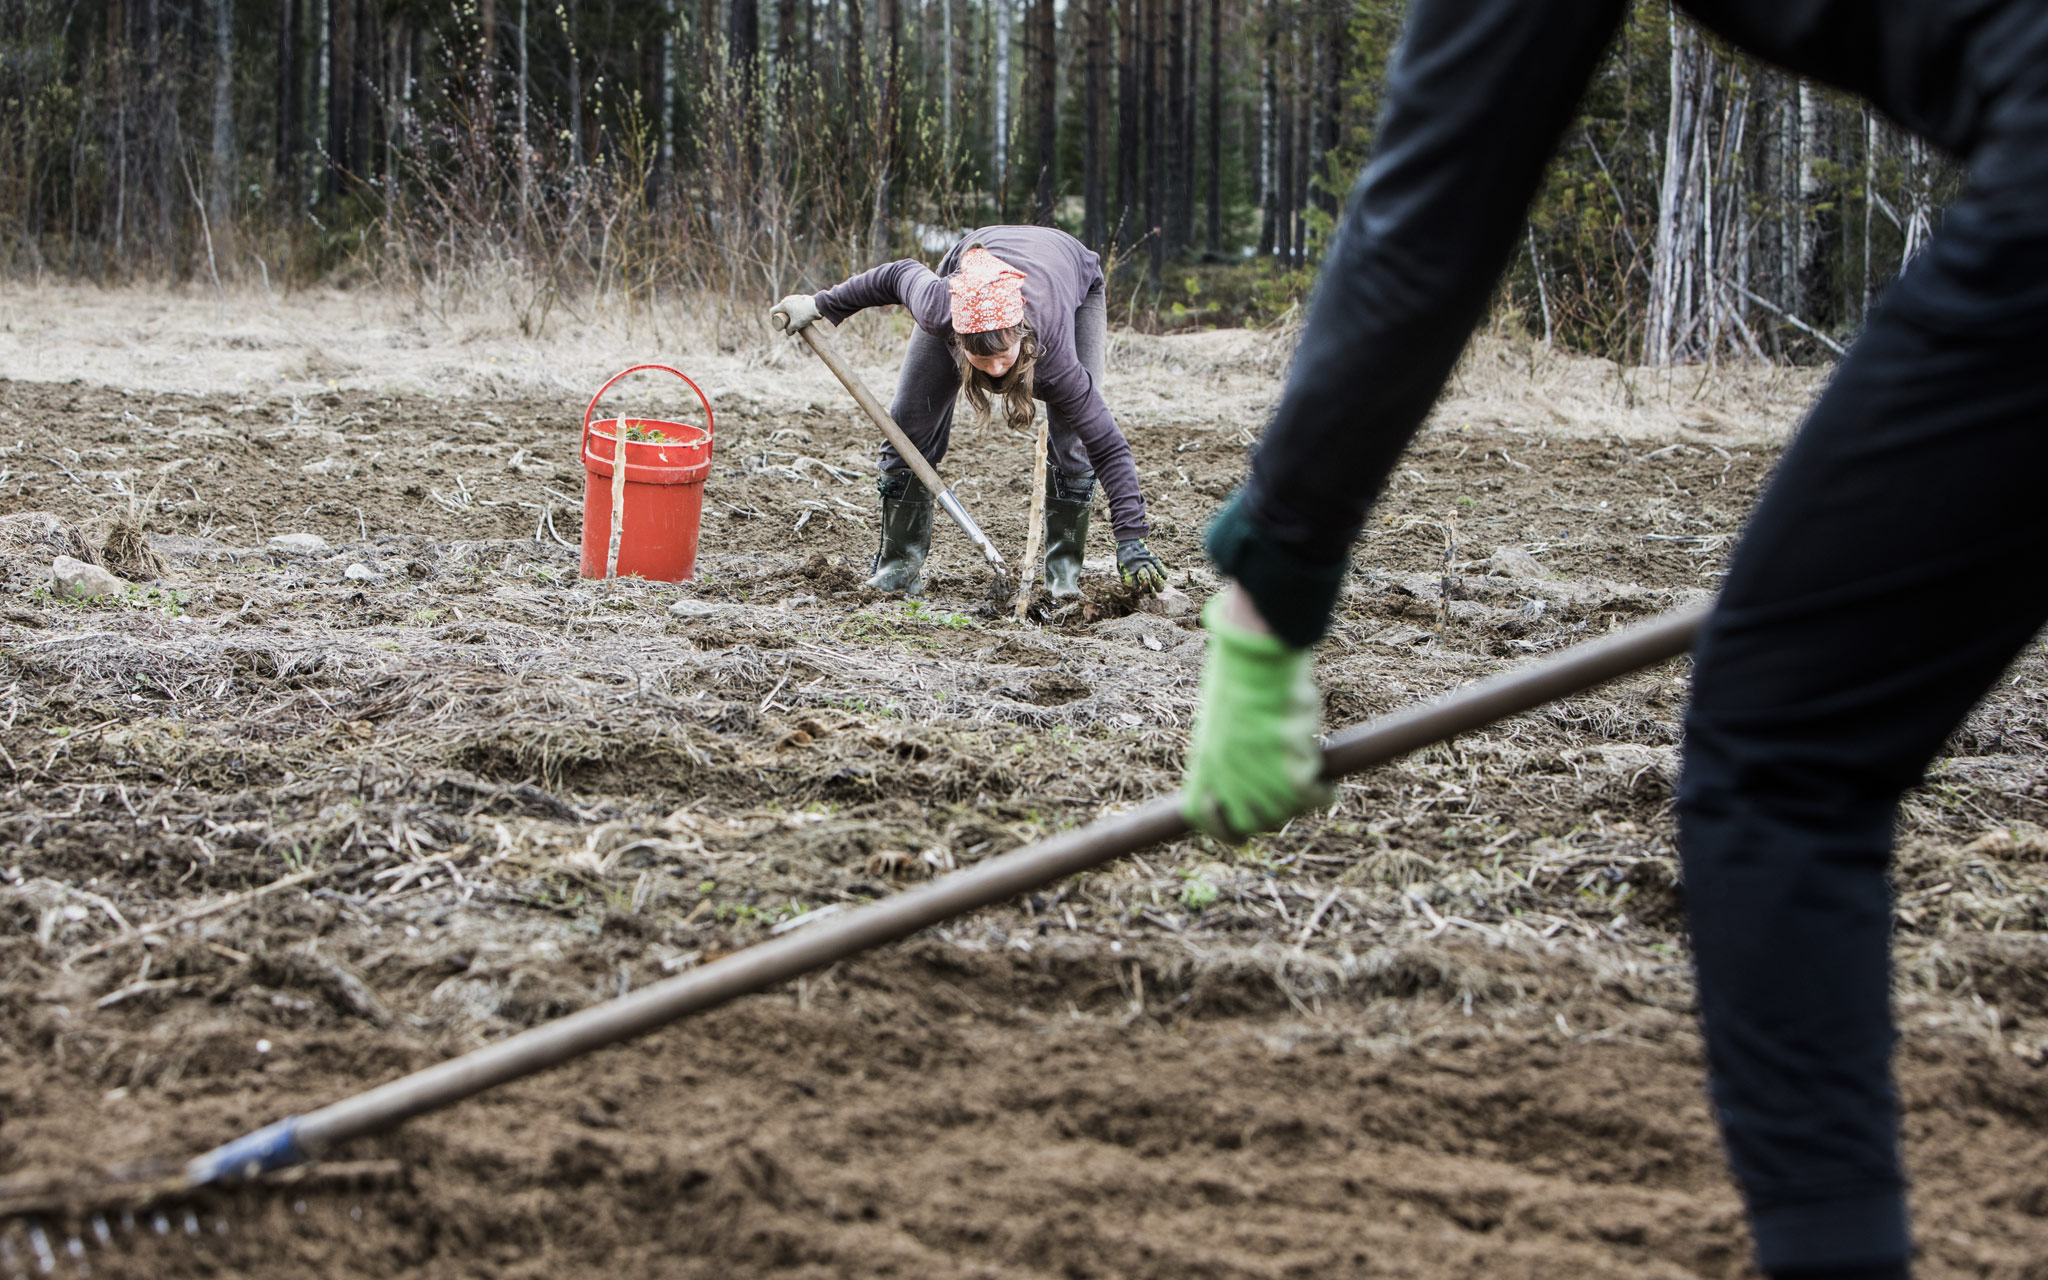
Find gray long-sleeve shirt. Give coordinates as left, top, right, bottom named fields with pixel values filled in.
left=813, top=225, right=1150, bottom=539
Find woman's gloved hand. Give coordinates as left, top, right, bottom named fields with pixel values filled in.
left=770, top=294, right=822, bottom=334
left=1181, top=589, right=1334, bottom=841
left=1117, top=538, right=1168, bottom=593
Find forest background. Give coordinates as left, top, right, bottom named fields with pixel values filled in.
left=0, top=0, right=1965, bottom=362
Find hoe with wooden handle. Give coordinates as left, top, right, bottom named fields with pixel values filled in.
left=770, top=310, right=1013, bottom=599
left=126, top=603, right=1706, bottom=1196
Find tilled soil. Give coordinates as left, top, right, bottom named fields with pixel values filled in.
left=2, top=349, right=2047, bottom=1278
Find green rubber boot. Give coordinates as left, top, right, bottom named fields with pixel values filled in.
left=1043, top=468, right=1095, bottom=600
left=866, top=471, right=933, bottom=593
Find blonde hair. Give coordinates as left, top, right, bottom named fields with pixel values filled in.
left=953, top=321, right=1040, bottom=434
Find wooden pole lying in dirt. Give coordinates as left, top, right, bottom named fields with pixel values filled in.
left=175, top=602, right=1707, bottom=1189
left=1017, top=418, right=1050, bottom=620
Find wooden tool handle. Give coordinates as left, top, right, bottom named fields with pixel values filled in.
left=776, top=315, right=950, bottom=501
left=189, top=602, right=1703, bottom=1181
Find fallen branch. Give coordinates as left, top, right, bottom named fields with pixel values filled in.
left=1725, top=281, right=1848, bottom=357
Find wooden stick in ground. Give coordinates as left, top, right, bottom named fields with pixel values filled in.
left=606, top=420, right=629, bottom=578
left=67, top=865, right=327, bottom=965
left=1017, top=416, right=1050, bottom=620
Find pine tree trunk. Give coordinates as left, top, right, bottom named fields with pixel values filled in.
left=1796, top=77, right=1829, bottom=328
left=1204, top=0, right=1219, bottom=255
left=732, top=0, right=760, bottom=179
left=1033, top=0, right=1055, bottom=224
left=1164, top=0, right=1184, bottom=256
left=314, top=0, right=330, bottom=206
left=1083, top=0, right=1106, bottom=248
left=147, top=0, right=171, bottom=252
left=1175, top=0, right=1195, bottom=251
left=876, top=0, right=901, bottom=244
left=1318, top=0, right=1343, bottom=223
left=350, top=0, right=373, bottom=180
left=776, top=0, right=796, bottom=156
left=941, top=0, right=953, bottom=150
left=654, top=0, right=668, bottom=203
left=992, top=0, right=1009, bottom=214
left=325, top=0, right=352, bottom=202
left=1144, top=0, right=1162, bottom=289
left=567, top=0, right=583, bottom=168
left=1116, top=0, right=1138, bottom=252
left=276, top=0, right=298, bottom=194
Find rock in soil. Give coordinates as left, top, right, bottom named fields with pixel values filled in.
left=1139, top=584, right=1197, bottom=617
left=1487, top=545, right=1548, bottom=578
left=50, top=553, right=127, bottom=600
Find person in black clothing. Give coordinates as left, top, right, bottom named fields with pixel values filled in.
left=1177, top=2, right=2048, bottom=1276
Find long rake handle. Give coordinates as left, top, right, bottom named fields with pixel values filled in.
left=774, top=314, right=1008, bottom=573
left=186, top=603, right=1706, bottom=1185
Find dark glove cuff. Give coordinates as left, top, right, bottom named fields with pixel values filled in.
left=1203, top=490, right=1347, bottom=648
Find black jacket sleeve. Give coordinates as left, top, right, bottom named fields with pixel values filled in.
left=1213, top=0, right=1628, bottom=648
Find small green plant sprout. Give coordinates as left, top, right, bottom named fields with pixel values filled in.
left=128, top=585, right=190, bottom=616
left=897, top=597, right=976, bottom=630
left=1178, top=872, right=1220, bottom=912
left=620, top=422, right=675, bottom=443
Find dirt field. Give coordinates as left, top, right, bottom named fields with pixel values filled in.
left=2, top=288, right=2047, bottom=1278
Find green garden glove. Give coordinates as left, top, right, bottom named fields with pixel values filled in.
left=1180, top=593, right=1335, bottom=841
left=1117, top=538, right=1168, bottom=593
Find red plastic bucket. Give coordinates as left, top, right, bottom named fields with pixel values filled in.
left=578, top=364, right=715, bottom=582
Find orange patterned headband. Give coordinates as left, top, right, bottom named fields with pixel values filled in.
left=949, top=247, right=1028, bottom=334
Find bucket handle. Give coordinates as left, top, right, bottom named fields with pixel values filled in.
left=582, top=364, right=716, bottom=454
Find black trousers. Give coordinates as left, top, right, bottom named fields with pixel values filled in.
left=1676, top=87, right=2048, bottom=1270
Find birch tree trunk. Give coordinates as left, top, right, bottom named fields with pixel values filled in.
left=1646, top=12, right=1692, bottom=364
left=1257, top=0, right=1275, bottom=258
